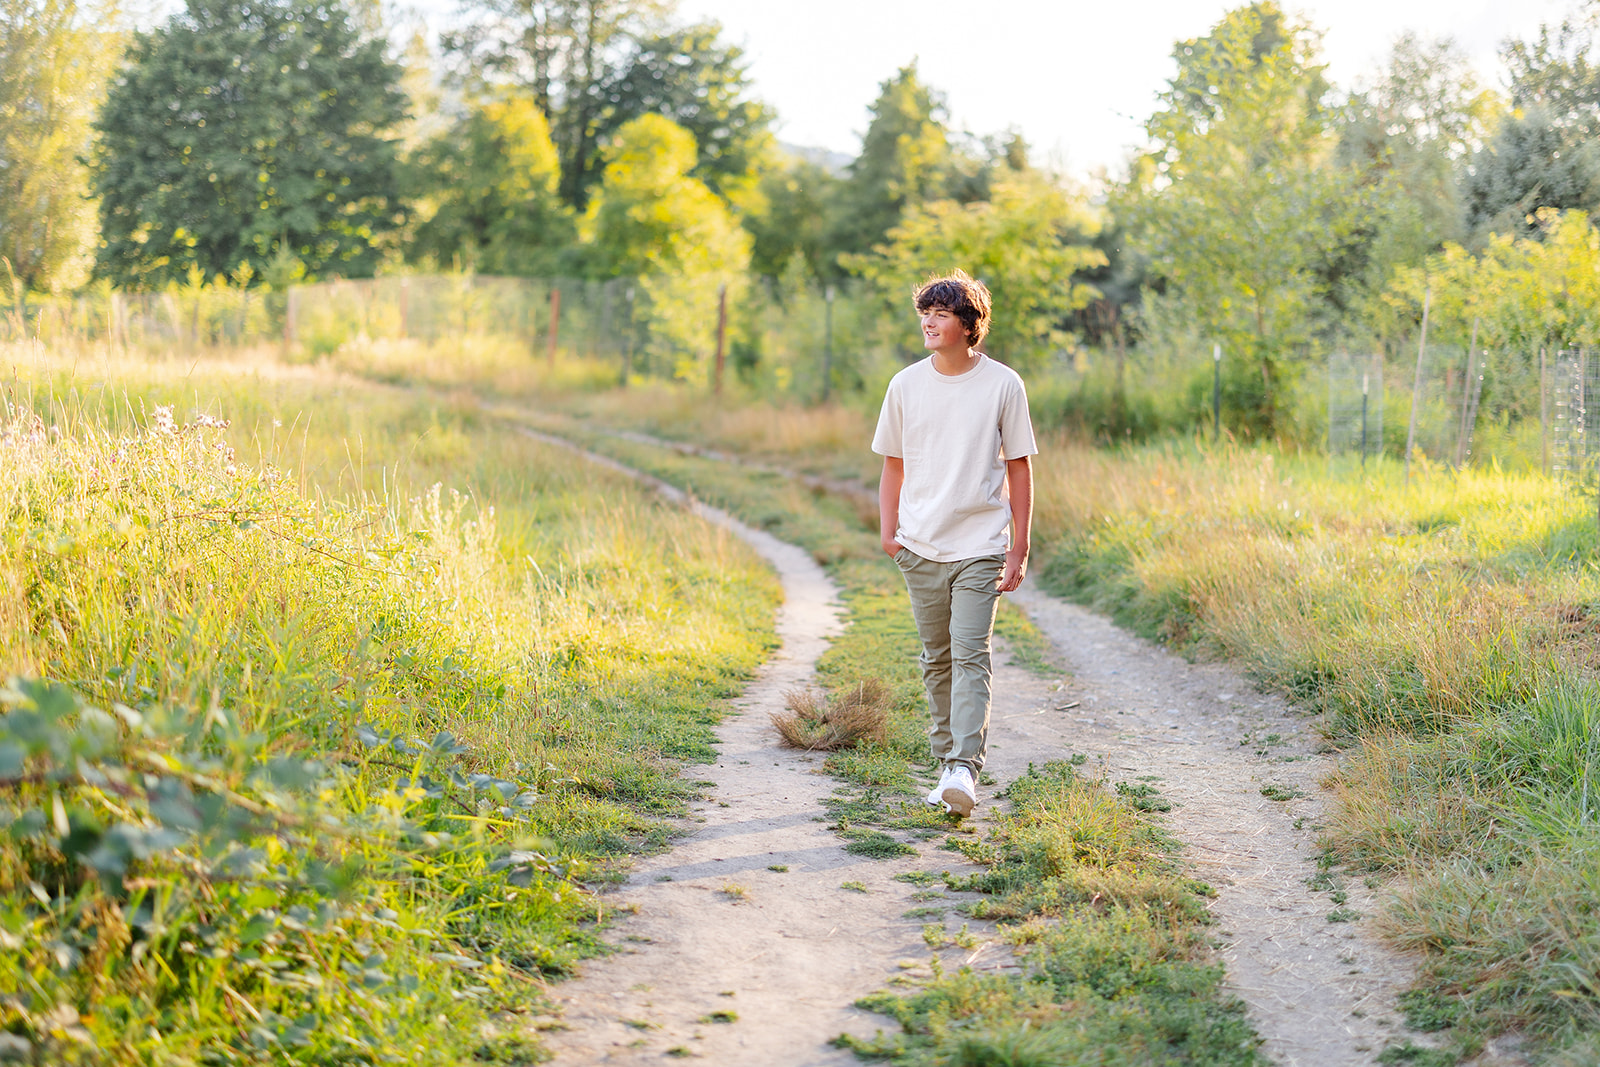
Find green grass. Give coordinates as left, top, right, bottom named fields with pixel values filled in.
left=1025, top=437, right=1600, bottom=1060
left=837, top=762, right=1262, bottom=1066
left=0, top=350, right=779, bottom=1063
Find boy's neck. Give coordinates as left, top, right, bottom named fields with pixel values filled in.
left=931, top=347, right=980, bottom=376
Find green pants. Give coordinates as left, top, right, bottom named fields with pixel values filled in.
left=893, top=549, right=1004, bottom=772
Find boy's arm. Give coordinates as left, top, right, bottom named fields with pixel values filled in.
left=999, top=456, right=1032, bottom=592
left=879, top=456, right=905, bottom=557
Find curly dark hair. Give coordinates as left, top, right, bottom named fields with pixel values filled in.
left=913, top=269, right=992, bottom=346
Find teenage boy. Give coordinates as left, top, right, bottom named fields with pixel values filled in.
left=872, top=270, right=1036, bottom=817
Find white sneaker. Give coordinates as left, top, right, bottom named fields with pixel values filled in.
left=926, top=765, right=953, bottom=806
left=940, top=764, right=977, bottom=817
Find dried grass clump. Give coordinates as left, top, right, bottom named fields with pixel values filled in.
left=771, top=679, right=890, bottom=751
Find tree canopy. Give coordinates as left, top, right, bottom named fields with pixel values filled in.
left=1123, top=1, right=1345, bottom=432
left=91, top=0, right=407, bottom=288
left=0, top=0, right=121, bottom=293
left=409, top=94, right=575, bottom=276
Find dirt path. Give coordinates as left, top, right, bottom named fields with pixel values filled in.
left=519, top=429, right=1441, bottom=1066
left=1007, top=589, right=1442, bottom=1066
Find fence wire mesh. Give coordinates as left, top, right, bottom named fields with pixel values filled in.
left=1328, top=353, right=1384, bottom=461
left=1551, top=349, right=1600, bottom=487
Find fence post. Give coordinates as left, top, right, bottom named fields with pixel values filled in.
left=1454, top=316, right=1480, bottom=467
left=283, top=286, right=297, bottom=357
left=1212, top=343, right=1222, bottom=443
left=1405, top=286, right=1431, bottom=486
left=822, top=284, right=835, bottom=403
left=713, top=283, right=728, bottom=396
left=1361, top=371, right=1369, bottom=469
left=546, top=286, right=561, bottom=366
left=1540, top=348, right=1550, bottom=477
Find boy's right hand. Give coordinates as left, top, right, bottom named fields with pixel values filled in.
left=882, top=538, right=903, bottom=558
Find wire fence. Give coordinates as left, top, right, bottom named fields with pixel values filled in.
left=0, top=276, right=1576, bottom=477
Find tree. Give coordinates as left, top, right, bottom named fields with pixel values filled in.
left=90, top=0, right=407, bottom=288
left=1332, top=34, right=1497, bottom=320
left=851, top=170, right=1105, bottom=372
left=827, top=63, right=951, bottom=271
left=0, top=0, right=122, bottom=293
left=583, top=114, right=749, bottom=378
left=1465, top=10, right=1600, bottom=237
left=1122, top=3, right=1345, bottom=434
left=445, top=0, right=667, bottom=208
left=409, top=94, right=575, bottom=275
left=596, top=21, right=774, bottom=203
left=744, top=151, right=838, bottom=284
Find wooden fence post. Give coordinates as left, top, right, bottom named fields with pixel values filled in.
left=546, top=286, right=561, bottom=367
left=713, top=283, right=728, bottom=395
left=1405, top=285, right=1431, bottom=486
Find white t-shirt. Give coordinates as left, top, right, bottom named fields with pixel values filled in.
left=871, top=353, right=1038, bottom=562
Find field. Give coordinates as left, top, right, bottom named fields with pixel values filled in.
left=8, top=329, right=1600, bottom=1063
left=0, top=344, right=780, bottom=1062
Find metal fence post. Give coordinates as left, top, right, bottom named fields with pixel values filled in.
left=1212, top=343, right=1221, bottom=442
left=822, top=284, right=835, bottom=404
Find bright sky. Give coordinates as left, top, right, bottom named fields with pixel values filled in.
left=674, top=0, right=1574, bottom=178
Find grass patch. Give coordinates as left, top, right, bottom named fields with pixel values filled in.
left=843, top=832, right=918, bottom=860
left=0, top=352, right=779, bottom=1063
left=840, top=760, right=1262, bottom=1065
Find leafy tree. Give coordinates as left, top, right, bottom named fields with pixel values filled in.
left=1333, top=34, right=1497, bottom=320
left=744, top=152, right=838, bottom=284
left=826, top=62, right=950, bottom=272
left=409, top=94, right=574, bottom=275
left=1122, top=2, right=1345, bottom=434
left=1465, top=10, right=1600, bottom=237
left=851, top=170, right=1104, bottom=372
left=446, top=0, right=664, bottom=208
left=90, top=0, right=407, bottom=288
left=0, top=0, right=122, bottom=293
left=597, top=21, right=774, bottom=203
left=583, top=113, right=749, bottom=378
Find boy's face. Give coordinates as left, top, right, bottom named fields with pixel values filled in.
left=920, top=305, right=968, bottom=353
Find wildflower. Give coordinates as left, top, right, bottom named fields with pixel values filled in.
left=152, top=405, right=177, bottom=435
left=195, top=413, right=231, bottom=430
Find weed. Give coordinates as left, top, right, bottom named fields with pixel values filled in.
left=844, top=831, right=917, bottom=860
left=1327, top=908, right=1362, bottom=923
left=1260, top=784, right=1303, bottom=801
left=893, top=870, right=942, bottom=886
left=841, top=880, right=870, bottom=892
left=698, top=1011, right=738, bottom=1024
left=720, top=884, right=748, bottom=902
left=1377, top=1042, right=1456, bottom=1066
left=767, top=864, right=789, bottom=872
left=1116, top=780, right=1174, bottom=812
